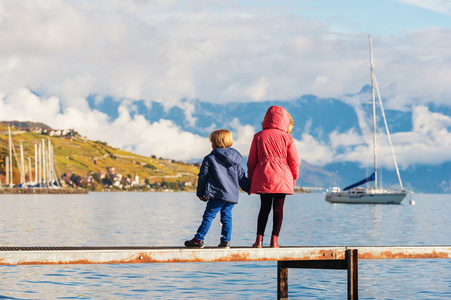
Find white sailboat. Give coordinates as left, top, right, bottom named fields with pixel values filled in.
left=326, top=35, right=407, bottom=204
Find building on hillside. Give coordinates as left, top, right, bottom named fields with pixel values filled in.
left=49, top=129, right=69, bottom=137
left=107, top=167, right=117, bottom=177
left=97, top=170, right=106, bottom=180
left=131, top=172, right=140, bottom=186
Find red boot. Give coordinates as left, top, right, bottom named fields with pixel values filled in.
left=270, top=235, right=279, bottom=248
left=252, top=235, right=263, bottom=248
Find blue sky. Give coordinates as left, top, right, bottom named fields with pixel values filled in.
left=0, top=0, right=450, bottom=166
left=231, top=0, right=451, bottom=35
left=300, top=0, right=451, bottom=34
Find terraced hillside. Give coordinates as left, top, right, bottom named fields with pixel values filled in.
left=0, top=122, right=199, bottom=191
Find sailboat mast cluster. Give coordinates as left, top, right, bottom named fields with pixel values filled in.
left=4, top=126, right=60, bottom=188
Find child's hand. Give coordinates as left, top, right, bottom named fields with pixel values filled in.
left=199, top=197, right=208, bottom=202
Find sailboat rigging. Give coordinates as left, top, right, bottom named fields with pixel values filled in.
left=325, top=35, right=407, bottom=204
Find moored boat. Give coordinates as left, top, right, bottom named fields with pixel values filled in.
left=326, top=187, right=406, bottom=204
left=326, top=35, right=407, bottom=204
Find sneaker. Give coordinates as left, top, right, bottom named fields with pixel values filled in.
left=217, top=241, right=230, bottom=249
left=184, top=238, right=205, bottom=248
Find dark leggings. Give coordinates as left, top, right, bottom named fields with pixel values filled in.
left=256, top=193, right=286, bottom=237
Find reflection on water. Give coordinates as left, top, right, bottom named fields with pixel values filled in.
left=0, top=192, right=450, bottom=299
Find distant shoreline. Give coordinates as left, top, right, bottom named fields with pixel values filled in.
left=0, top=188, right=88, bottom=194
left=0, top=188, right=313, bottom=194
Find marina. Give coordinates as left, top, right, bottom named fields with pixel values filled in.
left=0, top=187, right=88, bottom=194
left=0, top=125, right=88, bottom=194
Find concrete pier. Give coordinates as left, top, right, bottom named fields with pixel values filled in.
left=1, top=245, right=449, bottom=299
left=0, top=245, right=448, bottom=265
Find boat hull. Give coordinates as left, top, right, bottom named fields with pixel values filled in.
left=325, top=191, right=407, bottom=204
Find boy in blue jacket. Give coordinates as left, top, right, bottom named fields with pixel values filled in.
left=185, top=129, right=250, bottom=248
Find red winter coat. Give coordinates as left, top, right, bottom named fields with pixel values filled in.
left=247, top=106, right=300, bottom=194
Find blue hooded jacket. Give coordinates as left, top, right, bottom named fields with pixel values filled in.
left=196, top=147, right=250, bottom=204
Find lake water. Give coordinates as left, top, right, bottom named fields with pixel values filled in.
left=0, top=192, right=450, bottom=299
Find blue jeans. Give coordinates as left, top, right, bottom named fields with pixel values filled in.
left=195, top=199, right=234, bottom=242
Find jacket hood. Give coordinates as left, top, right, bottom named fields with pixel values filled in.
left=262, top=105, right=289, bottom=132
left=212, top=147, right=242, bottom=167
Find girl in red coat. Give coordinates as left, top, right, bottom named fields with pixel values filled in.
left=247, top=106, right=300, bottom=248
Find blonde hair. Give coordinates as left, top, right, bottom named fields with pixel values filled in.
left=210, top=129, right=233, bottom=148
left=261, top=106, right=294, bottom=133
left=287, top=112, right=294, bottom=134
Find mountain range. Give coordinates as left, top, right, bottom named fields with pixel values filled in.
left=83, top=85, right=450, bottom=194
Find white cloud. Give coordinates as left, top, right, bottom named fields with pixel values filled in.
left=176, top=100, right=197, bottom=127
left=329, top=129, right=365, bottom=149
left=118, top=117, right=209, bottom=161
left=227, top=118, right=255, bottom=156
left=0, top=88, right=61, bottom=122
left=412, top=105, right=451, bottom=136
left=394, top=105, right=451, bottom=166
left=1, top=0, right=451, bottom=169
left=245, top=77, right=269, bottom=101
left=0, top=88, right=210, bottom=161
left=294, top=133, right=335, bottom=166
left=320, top=105, right=451, bottom=169
left=0, top=88, right=254, bottom=162
left=0, top=0, right=450, bottom=110
left=58, top=104, right=211, bottom=161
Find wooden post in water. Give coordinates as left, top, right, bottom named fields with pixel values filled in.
left=347, top=249, right=358, bottom=300
left=277, top=261, right=289, bottom=299
left=277, top=249, right=358, bottom=299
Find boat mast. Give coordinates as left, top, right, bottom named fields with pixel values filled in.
left=5, top=158, right=9, bottom=186
left=20, top=141, right=25, bottom=186
left=38, top=143, right=42, bottom=187
left=42, top=140, right=46, bottom=187
left=35, top=144, right=38, bottom=185
left=369, top=34, right=378, bottom=189
left=8, top=126, right=13, bottom=187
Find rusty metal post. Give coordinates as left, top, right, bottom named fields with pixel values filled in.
left=277, top=261, right=288, bottom=300
left=346, top=249, right=358, bottom=300
left=277, top=259, right=347, bottom=299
